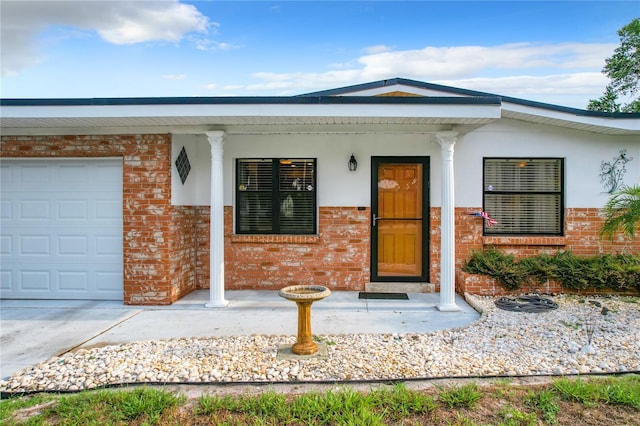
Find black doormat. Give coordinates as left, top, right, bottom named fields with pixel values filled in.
left=359, top=292, right=409, bottom=300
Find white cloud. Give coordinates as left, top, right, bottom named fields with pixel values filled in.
left=434, top=72, right=610, bottom=106
left=190, top=36, right=238, bottom=51
left=355, top=43, right=615, bottom=81
left=437, top=73, right=608, bottom=97
left=163, top=74, right=187, bottom=81
left=243, top=42, right=615, bottom=107
left=363, top=44, right=392, bottom=55
left=1, top=0, right=209, bottom=77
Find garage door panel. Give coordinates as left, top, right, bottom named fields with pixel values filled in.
left=93, top=163, right=122, bottom=184
left=58, top=271, right=89, bottom=291
left=9, top=230, right=121, bottom=259
left=6, top=261, right=122, bottom=299
left=20, top=164, right=51, bottom=184
left=21, top=270, right=51, bottom=291
left=20, top=235, right=51, bottom=255
left=58, top=200, right=88, bottom=220
left=20, top=200, right=50, bottom=220
left=0, top=164, right=11, bottom=184
left=1, top=235, right=11, bottom=255
left=96, top=271, right=123, bottom=293
left=96, top=236, right=122, bottom=256
left=1, top=159, right=123, bottom=300
left=1, top=200, right=11, bottom=219
left=0, top=271, right=11, bottom=290
left=58, top=235, right=89, bottom=256
left=58, top=164, right=89, bottom=183
left=96, top=200, right=121, bottom=220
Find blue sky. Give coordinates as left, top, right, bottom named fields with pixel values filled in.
left=1, top=1, right=638, bottom=108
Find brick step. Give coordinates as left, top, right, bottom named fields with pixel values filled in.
left=364, top=282, right=435, bottom=293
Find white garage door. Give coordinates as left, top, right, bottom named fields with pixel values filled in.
left=0, top=158, right=123, bottom=300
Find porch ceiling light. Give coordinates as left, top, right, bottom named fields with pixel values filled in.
left=348, top=154, right=358, bottom=172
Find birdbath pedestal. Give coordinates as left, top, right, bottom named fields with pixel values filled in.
left=278, top=285, right=331, bottom=355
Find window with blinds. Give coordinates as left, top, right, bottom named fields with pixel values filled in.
left=483, top=158, right=564, bottom=235
left=236, top=158, right=316, bottom=234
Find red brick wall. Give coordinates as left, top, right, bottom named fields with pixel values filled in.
left=456, top=207, right=640, bottom=295
left=195, top=206, right=371, bottom=291
left=429, top=207, right=442, bottom=291
left=194, top=202, right=635, bottom=294
left=169, top=206, right=197, bottom=300
left=456, top=207, right=639, bottom=260
left=0, top=134, right=193, bottom=305
left=194, top=206, right=212, bottom=290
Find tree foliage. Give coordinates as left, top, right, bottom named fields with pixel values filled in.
left=588, top=18, right=640, bottom=113
left=600, top=184, right=640, bottom=240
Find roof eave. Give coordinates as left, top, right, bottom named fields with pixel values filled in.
left=501, top=103, right=640, bottom=135
left=0, top=97, right=502, bottom=134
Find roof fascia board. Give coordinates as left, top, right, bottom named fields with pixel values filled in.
left=0, top=95, right=498, bottom=107
left=1, top=100, right=501, bottom=120
left=502, top=102, right=640, bottom=132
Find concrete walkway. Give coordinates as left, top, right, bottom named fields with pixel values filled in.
left=0, top=290, right=480, bottom=380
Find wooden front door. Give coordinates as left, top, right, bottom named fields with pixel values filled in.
left=371, top=157, right=429, bottom=281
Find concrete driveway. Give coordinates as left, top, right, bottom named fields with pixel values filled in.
left=1, top=300, right=140, bottom=379
left=1, top=291, right=480, bottom=380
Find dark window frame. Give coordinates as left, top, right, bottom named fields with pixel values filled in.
left=482, top=157, right=564, bottom=236
left=235, top=158, right=317, bottom=235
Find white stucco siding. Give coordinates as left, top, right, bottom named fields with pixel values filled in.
left=225, top=133, right=445, bottom=207
left=171, top=123, right=639, bottom=210
left=456, top=119, right=640, bottom=208
left=172, top=133, right=444, bottom=207
left=171, top=134, right=212, bottom=205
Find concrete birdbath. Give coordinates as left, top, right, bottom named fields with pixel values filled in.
left=278, top=285, right=331, bottom=355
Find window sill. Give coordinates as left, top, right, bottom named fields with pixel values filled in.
left=482, top=236, right=566, bottom=246
left=231, top=234, right=320, bottom=244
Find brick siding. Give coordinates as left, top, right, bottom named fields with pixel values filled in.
left=194, top=206, right=371, bottom=291
left=3, top=135, right=637, bottom=302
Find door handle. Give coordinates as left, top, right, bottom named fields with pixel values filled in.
left=373, top=214, right=382, bottom=227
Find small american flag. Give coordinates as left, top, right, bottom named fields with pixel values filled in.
left=470, top=211, right=498, bottom=227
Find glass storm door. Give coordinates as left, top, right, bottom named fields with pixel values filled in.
left=371, top=157, right=429, bottom=281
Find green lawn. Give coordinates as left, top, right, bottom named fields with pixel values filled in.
left=1, top=374, right=638, bottom=425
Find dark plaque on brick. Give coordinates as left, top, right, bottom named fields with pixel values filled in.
left=175, top=146, right=191, bottom=184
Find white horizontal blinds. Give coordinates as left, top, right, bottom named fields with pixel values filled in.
left=484, top=158, right=563, bottom=235
left=236, top=158, right=317, bottom=234
left=237, top=159, right=274, bottom=233
left=484, top=194, right=562, bottom=233
left=485, top=159, right=561, bottom=192
left=279, top=159, right=316, bottom=234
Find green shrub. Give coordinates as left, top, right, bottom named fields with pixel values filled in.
left=546, top=251, right=594, bottom=290
left=462, top=246, right=528, bottom=290
left=463, top=248, right=640, bottom=293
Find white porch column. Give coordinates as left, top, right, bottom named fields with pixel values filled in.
left=436, top=132, right=460, bottom=312
left=205, top=131, right=229, bottom=308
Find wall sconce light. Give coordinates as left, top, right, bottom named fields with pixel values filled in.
left=348, top=154, right=358, bottom=172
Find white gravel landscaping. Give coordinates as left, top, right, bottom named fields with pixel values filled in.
left=1, top=294, right=638, bottom=393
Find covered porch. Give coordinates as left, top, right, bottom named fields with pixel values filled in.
left=182, top=118, right=497, bottom=312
